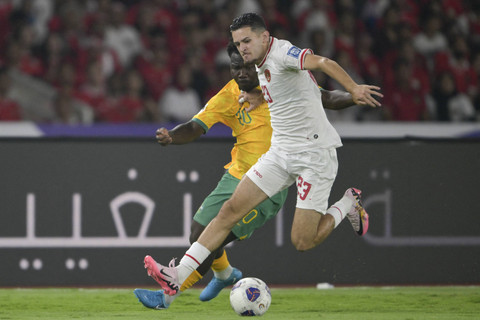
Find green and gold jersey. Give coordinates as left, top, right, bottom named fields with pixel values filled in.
left=193, top=79, right=272, bottom=180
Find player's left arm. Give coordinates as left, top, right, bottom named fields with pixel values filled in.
left=321, top=89, right=355, bottom=110
left=240, top=86, right=358, bottom=111
left=304, top=54, right=383, bottom=107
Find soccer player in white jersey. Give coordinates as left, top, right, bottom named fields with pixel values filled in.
left=143, top=12, right=383, bottom=296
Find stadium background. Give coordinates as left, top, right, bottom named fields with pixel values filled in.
left=0, top=0, right=479, bottom=122
left=0, top=0, right=479, bottom=287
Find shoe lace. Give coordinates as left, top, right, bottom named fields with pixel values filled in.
left=168, top=258, right=177, bottom=268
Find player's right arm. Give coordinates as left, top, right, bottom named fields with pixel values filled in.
left=304, top=54, right=383, bottom=107
left=156, top=120, right=205, bottom=146
left=157, top=80, right=238, bottom=146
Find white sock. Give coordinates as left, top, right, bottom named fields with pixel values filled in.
left=326, top=194, right=354, bottom=228
left=214, top=265, right=233, bottom=280
left=164, top=291, right=180, bottom=306
left=177, top=242, right=211, bottom=284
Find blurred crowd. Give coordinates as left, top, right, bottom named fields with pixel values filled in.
left=0, top=0, right=479, bottom=124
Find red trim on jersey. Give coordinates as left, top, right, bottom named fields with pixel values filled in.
left=258, top=37, right=274, bottom=68
left=308, top=70, right=318, bottom=85
left=300, top=49, right=312, bottom=70
left=185, top=254, right=201, bottom=266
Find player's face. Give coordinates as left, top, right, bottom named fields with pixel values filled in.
left=230, top=52, right=259, bottom=92
left=232, top=27, right=269, bottom=65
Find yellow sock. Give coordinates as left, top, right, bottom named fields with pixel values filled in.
left=180, top=270, right=202, bottom=292
left=210, top=250, right=234, bottom=280
left=211, top=250, right=230, bottom=272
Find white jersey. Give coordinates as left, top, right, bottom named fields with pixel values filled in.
left=256, top=37, right=342, bottom=153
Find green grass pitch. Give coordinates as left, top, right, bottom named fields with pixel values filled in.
left=0, top=286, right=478, bottom=319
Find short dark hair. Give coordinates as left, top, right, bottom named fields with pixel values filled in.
left=230, top=12, right=266, bottom=33
left=227, top=42, right=240, bottom=57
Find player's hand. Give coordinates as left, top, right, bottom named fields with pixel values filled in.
left=239, top=88, right=265, bottom=112
left=156, top=127, right=173, bottom=146
left=351, top=85, right=383, bottom=107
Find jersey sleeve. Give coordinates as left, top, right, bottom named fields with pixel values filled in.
left=279, top=41, right=313, bottom=71
left=192, top=81, right=237, bottom=133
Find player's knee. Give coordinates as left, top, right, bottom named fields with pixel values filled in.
left=217, top=200, right=243, bottom=228
left=291, top=234, right=314, bottom=252
left=292, top=240, right=312, bottom=252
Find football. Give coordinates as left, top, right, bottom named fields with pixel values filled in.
left=230, top=277, right=272, bottom=316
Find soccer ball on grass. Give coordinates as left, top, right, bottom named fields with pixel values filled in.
left=230, top=277, right=271, bottom=316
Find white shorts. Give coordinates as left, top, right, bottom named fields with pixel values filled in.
left=245, top=146, right=338, bottom=214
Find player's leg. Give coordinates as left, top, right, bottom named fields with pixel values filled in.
left=289, top=149, right=369, bottom=251
left=136, top=227, right=238, bottom=310
left=179, top=172, right=242, bottom=291
left=137, top=173, right=241, bottom=308
left=291, top=207, right=335, bottom=251
left=144, top=176, right=269, bottom=295
left=194, top=175, right=268, bottom=260
left=185, top=172, right=244, bottom=299
left=144, top=149, right=291, bottom=295
left=290, top=189, right=369, bottom=251
left=199, top=187, right=288, bottom=301
left=194, top=147, right=291, bottom=254
left=191, top=221, right=239, bottom=279
left=191, top=220, right=243, bottom=301
left=179, top=149, right=294, bottom=285
left=289, top=148, right=339, bottom=251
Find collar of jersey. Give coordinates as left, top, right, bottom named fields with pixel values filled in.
left=257, top=36, right=274, bottom=68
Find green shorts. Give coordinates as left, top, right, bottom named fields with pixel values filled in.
left=193, top=171, right=288, bottom=240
